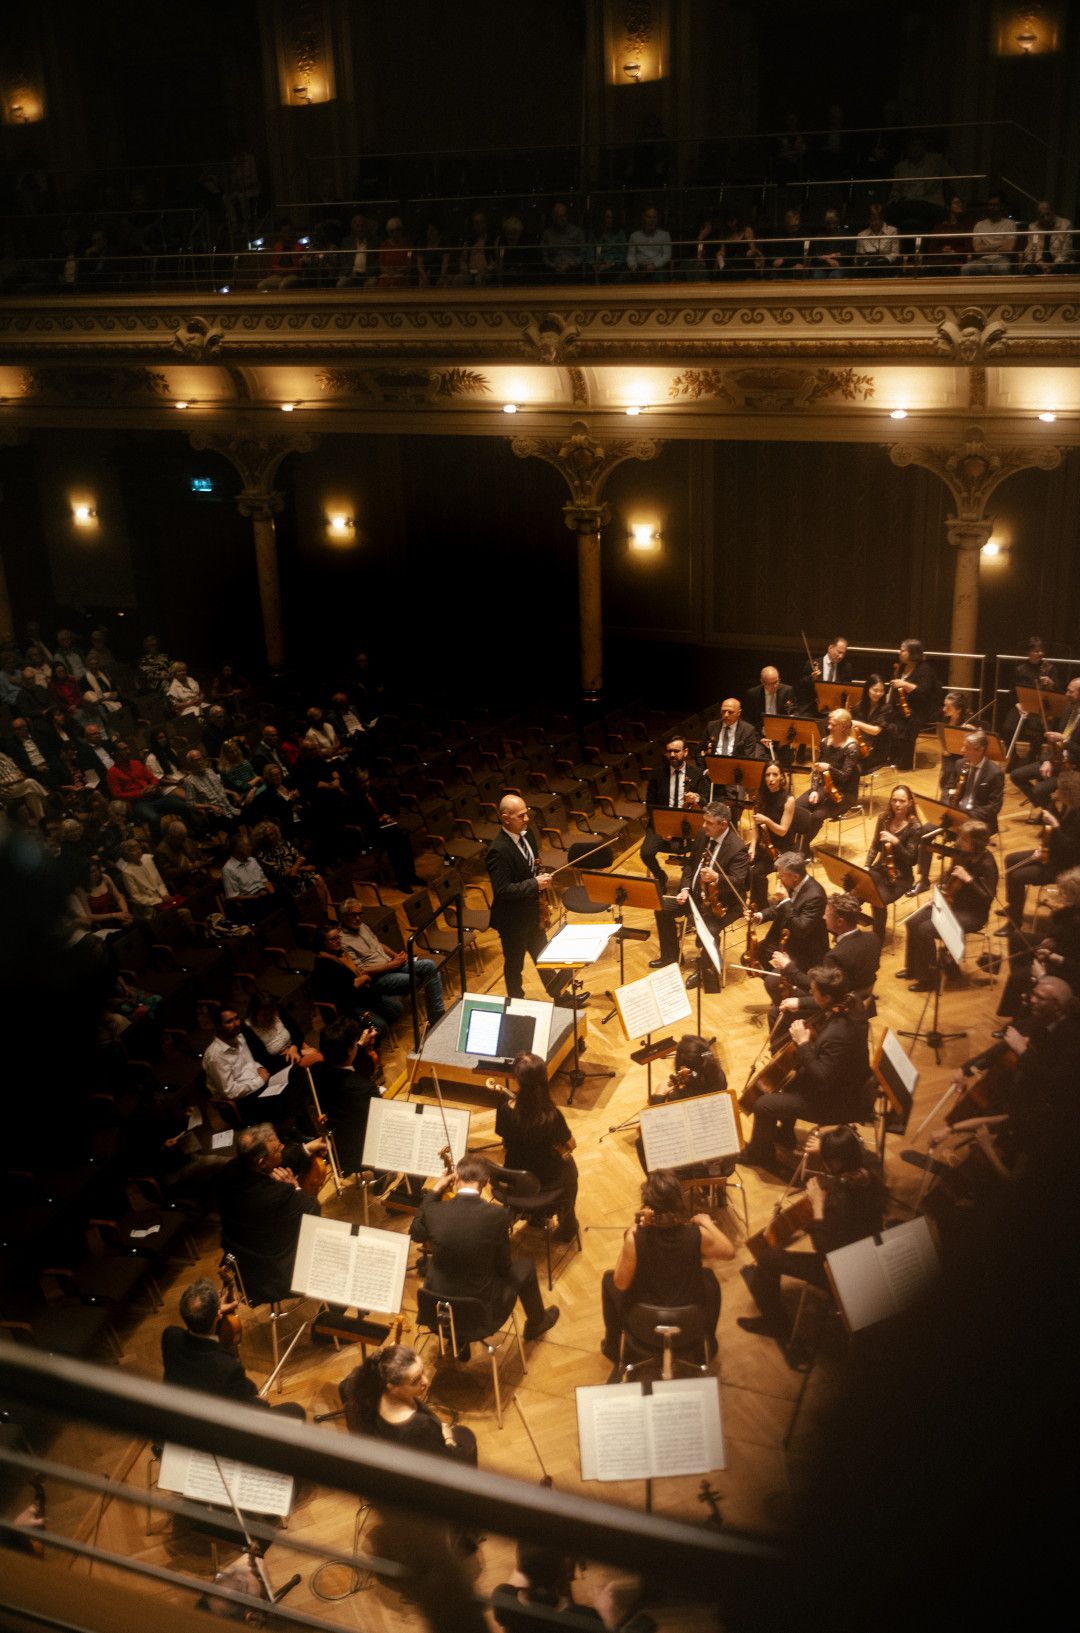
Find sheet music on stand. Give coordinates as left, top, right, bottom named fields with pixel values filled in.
left=576, top=1378, right=725, bottom=1482
left=930, top=887, right=966, bottom=966
left=614, top=964, right=691, bottom=1042
left=688, top=895, right=725, bottom=981
left=537, top=922, right=620, bottom=966
left=873, top=1027, right=919, bottom=1122
left=825, top=1217, right=940, bottom=1334
left=291, top=1214, right=409, bottom=1312
left=639, top=1090, right=743, bottom=1172
left=361, top=1098, right=470, bottom=1177
left=158, top=1446, right=294, bottom=1517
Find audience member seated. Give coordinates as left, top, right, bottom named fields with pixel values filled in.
left=376, top=217, right=412, bottom=287
left=256, top=219, right=301, bottom=290
left=336, top=898, right=446, bottom=1029
left=924, top=192, right=974, bottom=271
left=809, top=208, right=851, bottom=278
left=115, top=836, right=186, bottom=921
left=589, top=206, right=627, bottom=283
left=8, top=716, right=64, bottom=787
left=768, top=208, right=808, bottom=278
left=48, top=659, right=85, bottom=715
left=72, top=857, right=132, bottom=933
left=336, top=212, right=376, bottom=288
left=155, top=817, right=212, bottom=893
left=251, top=818, right=330, bottom=917
left=313, top=924, right=387, bottom=1033
left=51, top=628, right=86, bottom=680
left=211, top=660, right=250, bottom=715
left=219, top=1121, right=325, bottom=1304
left=626, top=204, right=672, bottom=280
left=540, top=201, right=585, bottom=282
left=201, top=704, right=232, bottom=761
left=962, top=194, right=1017, bottom=274
left=15, top=665, right=52, bottom=718
left=82, top=654, right=124, bottom=716
left=854, top=202, right=900, bottom=272
left=162, top=1277, right=306, bottom=1417
left=166, top=660, right=207, bottom=717
left=247, top=759, right=306, bottom=834
left=252, top=722, right=297, bottom=780
left=107, top=738, right=188, bottom=829
left=455, top=211, right=496, bottom=286
left=136, top=634, right=171, bottom=694
left=182, top=748, right=237, bottom=828
left=600, top=1167, right=732, bottom=1363
left=242, top=987, right=320, bottom=1075
left=1022, top=200, right=1074, bottom=274
left=0, top=750, right=48, bottom=826
left=221, top=832, right=276, bottom=922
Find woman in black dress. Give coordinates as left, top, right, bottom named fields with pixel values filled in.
left=796, top=707, right=861, bottom=840
left=853, top=673, right=895, bottom=771
left=750, top=760, right=800, bottom=907
left=341, top=1343, right=477, bottom=1465
left=865, top=783, right=921, bottom=939
left=888, top=638, right=942, bottom=770
left=496, top=1052, right=578, bottom=1241
left=599, top=1168, right=733, bottom=1362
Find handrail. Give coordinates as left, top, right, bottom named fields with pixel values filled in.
left=845, top=645, right=986, bottom=703
left=406, top=889, right=467, bottom=1049
left=0, top=1347, right=775, bottom=1606
left=990, top=649, right=1079, bottom=733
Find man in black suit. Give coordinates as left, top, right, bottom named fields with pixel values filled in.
left=704, top=698, right=765, bottom=812
left=7, top=717, right=64, bottom=788
left=309, top=1015, right=383, bottom=1174
left=485, top=794, right=567, bottom=1000
left=949, top=731, right=1005, bottom=833
left=1009, top=675, right=1080, bottom=813
left=161, top=1277, right=306, bottom=1417
left=409, top=1154, right=559, bottom=1344
left=641, top=733, right=709, bottom=890
left=797, top=635, right=853, bottom=711
left=219, top=1122, right=324, bottom=1305
left=741, top=966, right=871, bottom=1167
left=752, top=851, right=829, bottom=997
left=653, top=800, right=750, bottom=974
left=773, top=890, right=881, bottom=1020
left=743, top=666, right=797, bottom=736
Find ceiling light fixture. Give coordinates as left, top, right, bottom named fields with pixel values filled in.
left=502, top=402, right=518, bottom=414
left=889, top=408, right=908, bottom=420
left=1038, top=411, right=1057, bottom=423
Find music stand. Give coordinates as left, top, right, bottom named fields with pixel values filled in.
left=1015, top=685, right=1070, bottom=724
left=651, top=808, right=705, bottom=841
left=579, top=870, right=660, bottom=989
left=814, top=680, right=857, bottom=713
left=897, top=888, right=967, bottom=1064
left=811, top=848, right=887, bottom=913
left=537, top=934, right=616, bottom=1103
left=762, top=718, right=820, bottom=779
left=939, top=723, right=1006, bottom=765
left=915, top=794, right=966, bottom=886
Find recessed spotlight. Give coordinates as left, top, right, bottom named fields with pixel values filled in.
left=1038, top=411, right=1057, bottom=423
left=502, top=402, right=518, bottom=414
left=328, top=515, right=354, bottom=534
left=72, top=504, right=97, bottom=524
left=280, top=402, right=296, bottom=413
left=625, top=405, right=641, bottom=416
left=889, top=408, right=908, bottom=420
left=218, top=285, right=231, bottom=294
left=174, top=400, right=190, bottom=410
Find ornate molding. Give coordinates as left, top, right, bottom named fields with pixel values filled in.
left=520, top=313, right=581, bottom=364
left=512, top=419, right=664, bottom=506
left=189, top=422, right=317, bottom=510
left=20, top=366, right=171, bottom=402
left=171, top=316, right=225, bottom=359
left=935, top=306, right=1007, bottom=362
left=563, top=502, right=611, bottom=535
left=889, top=425, right=1063, bottom=518
left=668, top=365, right=873, bottom=407
left=315, top=366, right=490, bottom=403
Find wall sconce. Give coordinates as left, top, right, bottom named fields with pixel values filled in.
left=502, top=402, right=519, bottom=414
left=292, top=83, right=311, bottom=103
left=72, top=503, right=98, bottom=526
left=981, top=539, right=1004, bottom=559
left=623, top=61, right=642, bottom=81
left=327, top=513, right=355, bottom=537
left=10, top=104, right=25, bottom=122
left=889, top=408, right=908, bottom=420
left=628, top=522, right=661, bottom=552
left=280, top=402, right=298, bottom=413
left=1038, top=410, right=1057, bottom=423
left=174, top=400, right=192, bottom=410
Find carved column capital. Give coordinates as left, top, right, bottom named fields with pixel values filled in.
left=889, top=425, right=1063, bottom=520
left=512, top=418, right=664, bottom=507
left=945, top=517, right=993, bottom=553
left=562, top=502, right=611, bottom=535
left=237, top=489, right=285, bottom=522
left=189, top=422, right=317, bottom=505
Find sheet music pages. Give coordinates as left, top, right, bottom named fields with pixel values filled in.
left=158, top=1447, right=294, bottom=1516
left=292, top=1214, right=354, bottom=1303
left=576, top=1384, right=651, bottom=1482
left=650, top=963, right=693, bottom=1027
left=647, top=1379, right=725, bottom=1477
left=259, top=1065, right=291, bottom=1098
left=688, top=896, right=724, bottom=978
left=682, top=1092, right=741, bottom=1160
left=361, top=1100, right=470, bottom=1177
left=507, top=998, right=553, bottom=1058
left=615, top=971, right=663, bottom=1041
left=878, top=1028, right=919, bottom=1109
left=347, top=1225, right=410, bottom=1312
left=538, top=923, right=618, bottom=965
left=639, top=1101, right=694, bottom=1171
left=826, top=1219, right=940, bottom=1333
left=930, top=887, right=967, bottom=965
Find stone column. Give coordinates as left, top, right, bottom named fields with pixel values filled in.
left=945, top=517, right=993, bottom=690
left=190, top=425, right=315, bottom=671
left=512, top=420, right=664, bottom=703
left=564, top=503, right=610, bottom=703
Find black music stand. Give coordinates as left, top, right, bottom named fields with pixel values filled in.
left=814, top=680, right=858, bottom=714
left=537, top=933, right=616, bottom=1103
left=897, top=890, right=967, bottom=1065
left=939, top=723, right=1006, bottom=766
left=811, top=848, right=887, bottom=914
left=650, top=808, right=705, bottom=842
left=579, top=870, right=661, bottom=989
left=705, top=755, right=767, bottom=830
left=762, top=718, right=820, bottom=783
left=1015, top=684, right=1070, bottom=725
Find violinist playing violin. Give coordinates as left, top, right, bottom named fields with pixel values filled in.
left=751, top=851, right=829, bottom=995
left=851, top=674, right=895, bottom=771
left=739, top=1125, right=884, bottom=1362
left=1009, top=675, right=1080, bottom=814
left=772, top=892, right=881, bottom=1024
left=651, top=800, right=749, bottom=980
left=740, top=966, right=871, bottom=1170
left=600, top=1168, right=734, bottom=1365
left=161, top=1276, right=307, bottom=1417
left=887, top=637, right=942, bottom=770
left=635, top=1034, right=731, bottom=1178
left=795, top=708, right=861, bottom=840
left=899, top=819, right=998, bottom=991
left=866, top=783, right=922, bottom=936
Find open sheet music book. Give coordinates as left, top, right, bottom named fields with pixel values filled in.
left=361, top=1098, right=470, bottom=1177
left=614, top=964, right=692, bottom=1043
left=577, top=1378, right=725, bottom=1483
left=158, top=1445, right=294, bottom=1517
left=825, top=1216, right=940, bottom=1334
left=639, top=1091, right=742, bottom=1172
left=537, top=923, right=619, bottom=966
left=292, top=1214, right=409, bottom=1311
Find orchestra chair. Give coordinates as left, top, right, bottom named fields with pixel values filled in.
left=218, top=1251, right=305, bottom=1378
left=618, top=1303, right=712, bottom=1384
left=414, top=1288, right=526, bottom=1430
left=560, top=839, right=616, bottom=923
left=486, top=1163, right=582, bottom=1290
left=818, top=799, right=868, bottom=853
left=859, top=763, right=898, bottom=816
left=679, top=1166, right=749, bottom=1237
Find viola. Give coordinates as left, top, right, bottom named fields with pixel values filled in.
left=743, top=913, right=764, bottom=971
left=852, top=725, right=872, bottom=760
left=754, top=814, right=779, bottom=862
left=891, top=664, right=912, bottom=717
left=946, top=1036, right=1021, bottom=1127
left=633, top=1205, right=687, bottom=1229
left=301, top=1154, right=330, bottom=1196
left=818, top=766, right=843, bottom=805
left=217, top=1260, right=243, bottom=1355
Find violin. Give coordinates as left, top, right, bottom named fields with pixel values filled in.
left=301, top=1153, right=330, bottom=1196
left=665, top=1065, right=694, bottom=1095
left=217, top=1260, right=243, bottom=1356
left=891, top=664, right=912, bottom=717
left=852, top=725, right=872, bottom=760
left=945, top=1029, right=1023, bottom=1126
left=743, top=913, right=764, bottom=971
left=633, top=1205, right=686, bottom=1229
left=817, top=766, right=843, bottom=806
left=1034, top=815, right=1054, bottom=867
left=876, top=823, right=898, bottom=884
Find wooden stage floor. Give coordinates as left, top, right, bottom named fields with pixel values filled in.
left=28, top=743, right=1033, bottom=1631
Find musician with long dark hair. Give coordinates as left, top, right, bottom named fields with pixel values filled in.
left=738, top=1125, right=884, bottom=1358
left=636, top=1034, right=730, bottom=1176
left=749, top=760, right=800, bottom=909
left=496, top=1052, right=579, bottom=1241
left=599, top=1167, right=733, bottom=1363
left=341, top=1343, right=478, bottom=1464
left=865, top=783, right=921, bottom=938
left=888, top=637, right=942, bottom=770
left=899, top=819, right=997, bottom=990
left=852, top=673, right=895, bottom=771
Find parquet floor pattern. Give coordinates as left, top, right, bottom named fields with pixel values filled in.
left=23, top=744, right=1036, bottom=1631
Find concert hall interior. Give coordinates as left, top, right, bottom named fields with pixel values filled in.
left=2, top=4, right=1080, bottom=1631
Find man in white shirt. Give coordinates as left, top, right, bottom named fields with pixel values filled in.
left=337, top=212, right=374, bottom=288
left=53, top=629, right=87, bottom=681
left=1022, top=201, right=1073, bottom=273
left=962, top=195, right=1017, bottom=274
left=855, top=203, right=900, bottom=271
left=221, top=834, right=275, bottom=920
left=626, top=205, right=672, bottom=278
left=203, top=1006, right=271, bottom=1111
left=183, top=749, right=238, bottom=824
